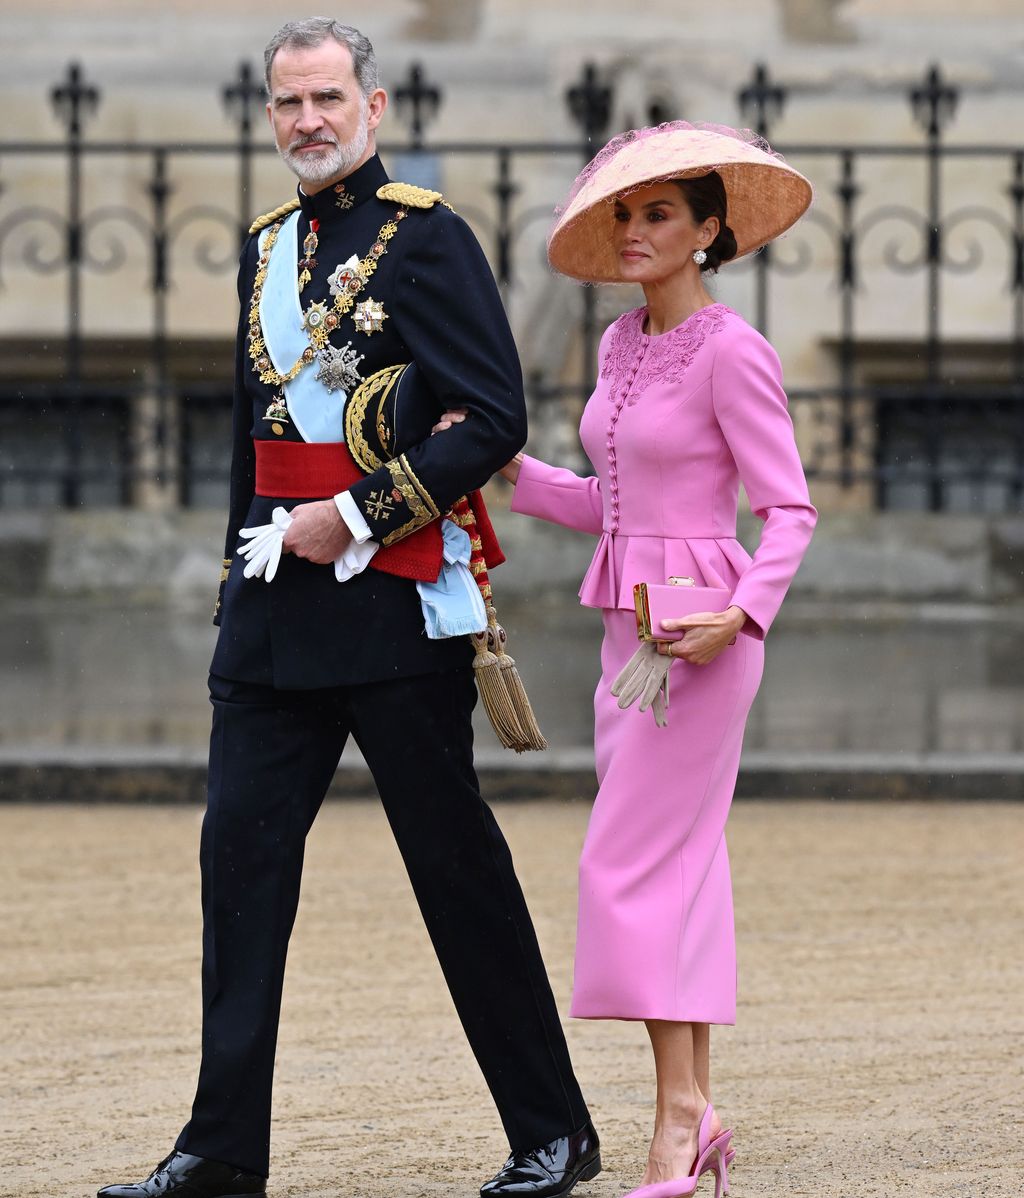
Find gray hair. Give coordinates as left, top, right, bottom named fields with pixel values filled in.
left=264, top=17, right=379, bottom=97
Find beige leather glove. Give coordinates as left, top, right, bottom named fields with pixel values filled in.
left=610, top=641, right=671, bottom=727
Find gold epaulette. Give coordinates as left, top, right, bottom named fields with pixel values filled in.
left=248, top=199, right=301, bottom=235
left=376, top=182, right=443, bottom=209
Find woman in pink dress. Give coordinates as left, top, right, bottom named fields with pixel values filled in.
left=438, top=124, right=816, bottom=1198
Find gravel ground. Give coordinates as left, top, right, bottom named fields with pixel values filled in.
left=1, top=798, right=1021, bottom=1198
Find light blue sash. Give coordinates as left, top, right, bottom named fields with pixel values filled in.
left=259, top=211, right=346, bottom=444
left=416, top=521, right=488, bottom=639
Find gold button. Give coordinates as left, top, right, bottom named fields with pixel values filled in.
left=271, top=422, right=284, bottom=436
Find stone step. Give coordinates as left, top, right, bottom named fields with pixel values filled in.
left=2, top=749, right=1021, bottom=803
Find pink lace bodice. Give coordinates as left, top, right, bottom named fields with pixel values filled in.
left=599, top=303, right=730, bottom=403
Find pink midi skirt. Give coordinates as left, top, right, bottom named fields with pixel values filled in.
left=570, top=609, right=764, bottom=1025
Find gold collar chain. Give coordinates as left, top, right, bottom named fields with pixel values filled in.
left=248, top=207, right=408, bottom=388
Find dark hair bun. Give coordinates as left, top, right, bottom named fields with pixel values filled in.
left=704, top=223, right=737, bottom=273
left=671, top=174, right=737, bottom=274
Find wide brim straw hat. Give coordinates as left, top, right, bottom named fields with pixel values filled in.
left=548, top=121, right=813, bottom=283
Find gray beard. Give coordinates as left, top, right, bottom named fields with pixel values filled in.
left=280, top=121, right=369, bottom=186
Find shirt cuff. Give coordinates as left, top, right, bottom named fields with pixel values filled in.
left=335, top=491, right=374, bottom=543
left=333, top=490, right=379, bottom=583
left=334, top=536, right=379, bottom=582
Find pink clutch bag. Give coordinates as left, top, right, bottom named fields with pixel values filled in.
left=633, top=577, right=733, bottom=642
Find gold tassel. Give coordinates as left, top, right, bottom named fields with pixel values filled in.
left=486, top=605, right=548, bottom=753
left=471, top=626, right=527, bottom=750
left=450, top=493, right=547, bottom=753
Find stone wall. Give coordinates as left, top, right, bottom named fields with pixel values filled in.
left=6, top=505, right=1023, bottom=603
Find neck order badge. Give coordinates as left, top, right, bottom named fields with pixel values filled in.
left=297, top=218, right=319, bottom=292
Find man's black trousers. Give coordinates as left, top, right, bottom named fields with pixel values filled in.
left=175, top=669, right=590, bottom=1177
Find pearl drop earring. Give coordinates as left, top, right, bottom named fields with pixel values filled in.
left=692, top=248, right=707, bottom=266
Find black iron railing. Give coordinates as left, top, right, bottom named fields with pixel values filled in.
left=1, top=61, right=1022, bottom=511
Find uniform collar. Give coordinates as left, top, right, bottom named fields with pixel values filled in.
left=297, top=154, right=390, bottom=223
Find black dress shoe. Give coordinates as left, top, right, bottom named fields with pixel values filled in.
left=97, top=1150, right=266, bottom=1198
left=480, top=1121, right=601, bottom=1198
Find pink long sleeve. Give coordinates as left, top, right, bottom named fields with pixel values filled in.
left=710, top=329, right=817, bottom=639
left=510, top=453, right=604, bottom=536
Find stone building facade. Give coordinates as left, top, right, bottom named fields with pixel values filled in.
left=1, top=0, right=1022, bottom=514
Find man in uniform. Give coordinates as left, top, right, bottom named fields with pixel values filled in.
left=98, top=17, right=599, bottom=1198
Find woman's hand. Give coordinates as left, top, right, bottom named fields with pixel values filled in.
left=499, top=453, right=523, bottom=485
left=429, top=409, right=522, bottom=485
left=431, top=408, right=467, bottom=434
left=656, top=605, right=747, bottom=666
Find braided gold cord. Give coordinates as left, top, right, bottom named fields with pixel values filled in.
left=344, top=365, right=406, bottom=472
left=248, top=198, right=301, bottom=235
left=376, top=182, right=442, bottom=208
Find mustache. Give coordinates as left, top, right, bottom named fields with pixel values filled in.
left=287, top=134, right=340, bottom=152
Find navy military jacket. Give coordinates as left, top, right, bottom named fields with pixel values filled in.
left=211, top=154, right=526, bottom=689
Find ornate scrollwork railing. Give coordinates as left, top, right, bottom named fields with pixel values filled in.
left=0, top=61, right=1021, bottom=510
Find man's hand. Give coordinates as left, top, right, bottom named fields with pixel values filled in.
left=283, top=499, right=353, bottom=564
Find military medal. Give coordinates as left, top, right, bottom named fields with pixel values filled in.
left=315, top=340, right=365, bottom=393
left=327, top=257, right=360, bottom=297
left=297, top=218, right=320, bottom=292
left=353, top=298, right=388, bottom=335
left=263, top=392, right=290, bottom=435
left=249, top=208, right=407, bottom=388
left=302, top=300, right=330, bottom=335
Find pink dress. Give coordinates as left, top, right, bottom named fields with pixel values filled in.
left=511, top=303, right=816, bottom=1023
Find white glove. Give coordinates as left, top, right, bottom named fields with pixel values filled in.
left=237, top=506, right=293, bottom=581
left=610, top=641, right=672, bottom=727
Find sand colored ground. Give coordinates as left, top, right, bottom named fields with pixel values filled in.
left=1, top=799, right=1022, bottom=1198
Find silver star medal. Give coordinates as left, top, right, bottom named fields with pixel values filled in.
left=316, top=340, right=364, bottom=393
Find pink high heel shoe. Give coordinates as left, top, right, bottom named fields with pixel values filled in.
left=620, top=1103, right=732, bottom=1198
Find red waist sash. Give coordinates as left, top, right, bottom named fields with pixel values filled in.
left=252, top=439, right=504, bottom=583
left=254, top=439, right=443, bottom=583
left=255, top=439, right=357, bottom=498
